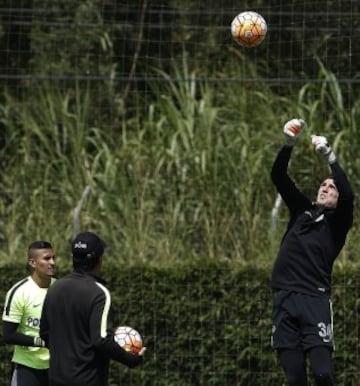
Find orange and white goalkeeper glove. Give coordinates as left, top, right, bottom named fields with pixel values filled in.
left=283, top=118, right=305, bottom=147
left=311, top=135, right=336, bottom=164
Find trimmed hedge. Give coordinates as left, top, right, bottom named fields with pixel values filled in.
left=1, top=261, right=359, bottom=385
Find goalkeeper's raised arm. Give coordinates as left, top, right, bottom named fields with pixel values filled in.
left=270, top=119, right=354, bottom=386
left=271, top=118, right=309, bottom=214
left=311, top=133, right=354, bottom=225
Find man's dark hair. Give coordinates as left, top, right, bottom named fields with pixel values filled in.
left=26, top=240, right=53, bottom=272
left=28, top=240, right=53, bottom=253
left=329, top=175, right=337, bottom=189
left=321, top=175, right=338, bottom=190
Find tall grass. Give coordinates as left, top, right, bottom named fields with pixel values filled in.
left=0, top=61, right=358, bottom=266
left=0, top=83, right=113, bottom=264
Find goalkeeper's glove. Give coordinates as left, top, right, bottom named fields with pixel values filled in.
left=283, top=118, right=305, bottom=147
left=33, top=336, right=46, bottom=347
left=311, top=135, right=336, bottom=164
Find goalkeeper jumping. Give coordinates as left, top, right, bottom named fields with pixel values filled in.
left=270, top=119, right=354, bottom=386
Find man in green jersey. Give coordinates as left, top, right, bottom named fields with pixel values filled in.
left=2, top=240, right=56, bottom=386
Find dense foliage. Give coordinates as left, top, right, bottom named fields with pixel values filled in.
left=1, top=262, right=360, bottom=385
left=0, top=1, right=359, bottom=383
left=0, top=0, right=358, bottom=265
left=0, top=65, right=359, bottom=265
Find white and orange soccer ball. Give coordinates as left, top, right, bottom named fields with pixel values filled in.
left=231, top=11, right=267, bottom=47
left=114, top=326, right=143, bottom=354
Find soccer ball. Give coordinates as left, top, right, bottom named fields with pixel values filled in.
left=114, top=326, right=143, bottom=354
left=231, top=11, right=267, bottom=47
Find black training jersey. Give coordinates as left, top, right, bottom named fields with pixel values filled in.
left=40, top=271, right=142, bottom=386
left=270, top=146, right=354, bottom=296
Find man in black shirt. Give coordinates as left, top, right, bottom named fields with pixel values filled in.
left=40, top=232, right=145, bottom=386
left=270, top=119, right=354, bottom=386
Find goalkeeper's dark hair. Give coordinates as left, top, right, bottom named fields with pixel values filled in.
left=330, top=175, right=337, bottom=189
left=323, top=175, right=338, bottom=190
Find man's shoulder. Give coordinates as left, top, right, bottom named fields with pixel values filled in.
left=47, top=272, right=110, bottom=303
left=49, top=272, right=74, bottom=286
left=6, top=276, right=31, bottom=295
left=49, top=271, right=104, bottom=289
left=3, top=277, right=34, bottom=319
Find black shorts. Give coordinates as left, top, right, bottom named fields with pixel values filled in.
left=271, top=290, right=334, bottom=352
left=10, top=363, right=48, bottom=386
